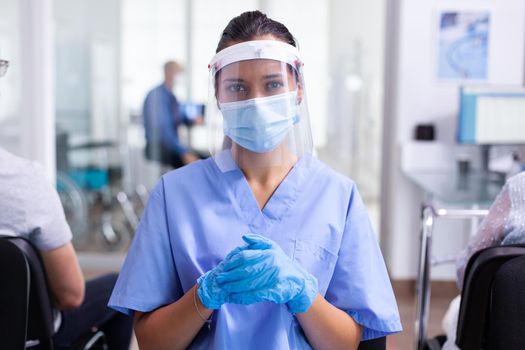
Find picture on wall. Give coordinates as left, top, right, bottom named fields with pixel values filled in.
left=437, top=11, right=490, bottom=80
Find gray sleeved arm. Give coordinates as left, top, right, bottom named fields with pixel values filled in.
left=24, top=163, right=73, bottom=251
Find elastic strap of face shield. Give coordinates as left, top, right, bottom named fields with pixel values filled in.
left=208, top=40, right=303, bottom=76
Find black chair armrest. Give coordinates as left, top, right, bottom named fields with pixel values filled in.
left=0, top=235, right=56, bottom=347
left=456, top=244, right=525, bottom=350
left=358, top=336, right=386, bottom=350
left=0, top=237, right=31, bottom=349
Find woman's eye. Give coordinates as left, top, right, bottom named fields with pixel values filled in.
left=227, top=84, right=246, bottom=93
left=266, top=81, right=284, bottom=90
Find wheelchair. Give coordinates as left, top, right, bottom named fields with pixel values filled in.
left=56, top=135, right=139, bottom=251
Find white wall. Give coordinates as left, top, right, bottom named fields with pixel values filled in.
left=383, top=0, right=525, bottom=279
left=20, top=0, right=55, bottom=179
left=121, top=0, right=187, bottom=116
left=326, top=0, right=385, bottom=205
left=0, top=0, right=22, bottom=155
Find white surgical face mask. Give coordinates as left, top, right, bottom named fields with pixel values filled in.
left=220, top=91, right=299, bottom=153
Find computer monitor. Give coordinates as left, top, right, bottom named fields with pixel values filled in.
left=458, top=85, right=525, bottom=144
left=179, top=102, right=205, bottom=121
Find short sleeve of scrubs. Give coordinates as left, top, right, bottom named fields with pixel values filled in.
left=108, top=179, right=183, bottom=316
left=325, top=185, right=402, bottom=340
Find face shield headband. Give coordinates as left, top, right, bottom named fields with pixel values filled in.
left=208, top=40, right=303, bottom=78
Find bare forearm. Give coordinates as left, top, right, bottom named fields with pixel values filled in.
left=296, top=294, right=362, bottom=350
left=41, top=242, right=85, bottom=309
left=134, top=284, right=213, bottom=350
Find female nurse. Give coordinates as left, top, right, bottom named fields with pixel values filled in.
left=109, top=10, right=402, bottom=350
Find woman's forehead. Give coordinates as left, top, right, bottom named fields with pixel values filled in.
left=219, top=59, right=288, bottom=78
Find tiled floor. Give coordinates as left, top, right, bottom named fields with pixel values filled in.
left=389, top=281, right=459, bottom=350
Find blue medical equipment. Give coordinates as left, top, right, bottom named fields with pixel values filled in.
left=457, top=86, right=525, bottom=176
left=458, top=86, right=525, bottom=145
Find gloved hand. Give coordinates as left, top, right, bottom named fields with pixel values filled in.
left=217, top=234, right=318, bottom=313
left=197, top=245, right=246, bottom=309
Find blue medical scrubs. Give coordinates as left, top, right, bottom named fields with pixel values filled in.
left=109, top=152, right=402, bottom=349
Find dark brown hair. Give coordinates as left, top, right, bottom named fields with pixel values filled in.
left=216, top=11, right=297, bottom=53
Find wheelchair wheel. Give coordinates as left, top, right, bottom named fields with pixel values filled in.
left=100, top=212, right=130, bottom=251
left=56, top=171, right=89, bottom=242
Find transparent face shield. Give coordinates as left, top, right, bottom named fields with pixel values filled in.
left=206, top=40, right=313, bottom=172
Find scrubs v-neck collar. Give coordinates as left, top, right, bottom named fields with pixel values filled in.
left=212, top=151, right=316, bottom=234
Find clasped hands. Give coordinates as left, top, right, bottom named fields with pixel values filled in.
left=197, top=234, right=318, bottom=313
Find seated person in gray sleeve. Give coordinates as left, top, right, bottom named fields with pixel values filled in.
left=0, top=58, right=132, bottom=350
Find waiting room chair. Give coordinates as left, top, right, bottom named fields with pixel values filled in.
left=0, top=236, right=107, bottom=350
left=424, top=244, right=525, bottom=350
left=358, top=336, right=386, bottom=350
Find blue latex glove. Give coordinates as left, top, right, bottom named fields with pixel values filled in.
left=217, top=234, right=318, bottom=313
left=197, top=245, right=246, bottom=309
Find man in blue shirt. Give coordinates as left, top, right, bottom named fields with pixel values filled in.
left=143, top=61, right=202, bottom=168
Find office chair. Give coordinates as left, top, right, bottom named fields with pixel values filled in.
left=424, top=244, right=525, bottom=350
left=0, top=236, right=107, bottom=349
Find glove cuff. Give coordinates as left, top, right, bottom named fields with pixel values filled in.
left=197, top=273, right=222, bottom=310
left=287, top=274, right=318, bottom=313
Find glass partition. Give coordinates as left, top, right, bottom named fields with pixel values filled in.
left=54, top=0, right=126, bottom=251
left=50, top=0, right=387, bottom=252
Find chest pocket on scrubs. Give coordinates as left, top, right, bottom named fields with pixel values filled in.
left=292, top=239, right=338, bottom=295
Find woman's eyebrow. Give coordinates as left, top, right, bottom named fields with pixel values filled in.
left=262, top=73, right=285, bottom=80
left=221, top=78, right=245, bottom=84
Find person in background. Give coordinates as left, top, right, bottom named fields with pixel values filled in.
left=109, top=11, right=401, bottom=349
left=442, top=170, right=525, bottom=350
left=0, top=58, right=132, bottom=350
left=143, top=60, right=204, bottom=168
